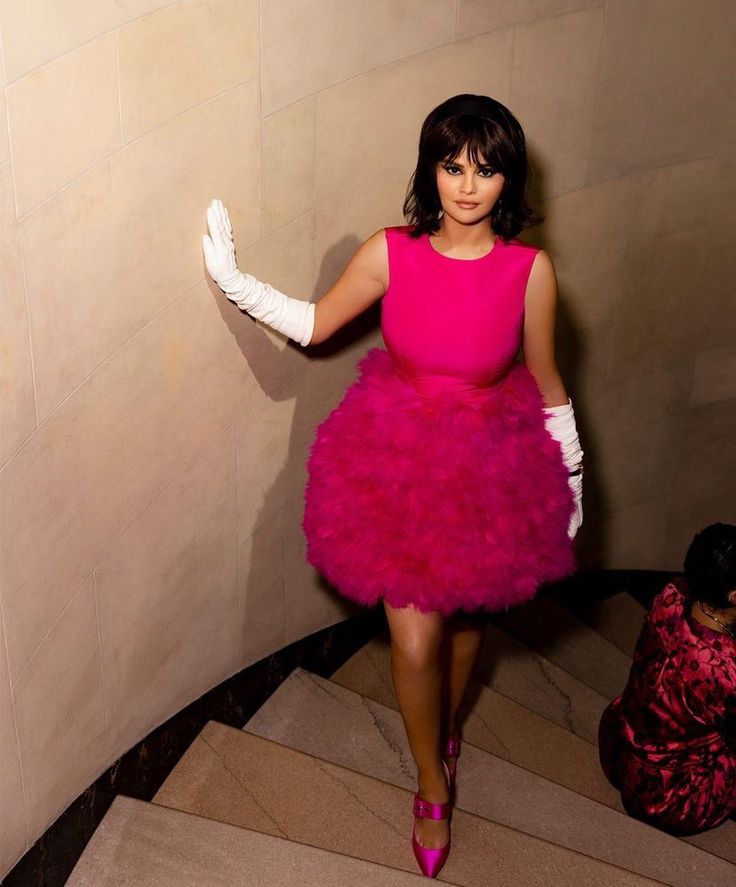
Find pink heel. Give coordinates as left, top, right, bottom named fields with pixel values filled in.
left=442, top=730, right=461, bottom=794
left=411, top=761, right=452, bottom=879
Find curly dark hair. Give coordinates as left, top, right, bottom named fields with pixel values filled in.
left=403, top=93, right=541, bottom=239
left=683, top=522, right=736, bottom=610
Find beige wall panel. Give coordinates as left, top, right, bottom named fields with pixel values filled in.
left=596, top=355, right=692, bottom=507
left=0, top=281, right=265, bottom=685
left=690, top=345, right=736, bottom=407
left=261, top=0, right=457, bottom=115
left=315, top=29, right=514, bottom=262
left=8, top=34, right=121, bottom=217
left=241, top=210, right=316, bottom=352
left=12, top=578, right=107, bottom=841
left=0, top=0, right=119, bottom=83
left=672, top=400, right=736, bottom=513
left=0, top=164, right=36, bottom=466
left=0, top=605, right=27, bottom=876
left=532, top=177, right=630, bottom=331
left=118, top=0, right=259, bottom=142
left=602, top=496, right=673, bottom=571
left=510, top=8, right=603, bottom=198
left=608, top=157, right=735, bottom=371
left=237, top=390, right=298, bottom=545
left=20, top=81, right=260, bottom=421
left=262, top=97, right=316, bottom=235
left=96, top=427, right=239, bottom=761
left=587, top=0, right=735, bottom=183
left=283, top=494, right=355, bottom=648
left=239, top=509, right=286, bottom=666
left=458, top=0, right=602, bottom=37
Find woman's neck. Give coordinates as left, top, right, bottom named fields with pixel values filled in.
left=691, top=600, right=736, bottom=634
left=432, top=217, right=495, bottom=256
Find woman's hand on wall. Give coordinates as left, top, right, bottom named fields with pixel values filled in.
left=202, top=199, right=314, bottom=346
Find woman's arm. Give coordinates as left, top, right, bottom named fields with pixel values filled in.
left=311, top=229, right=388, bottom=344
left=203, top=200, right=387, bottom=346
left=522, top=249, right=568, bottom=407
left=523, top=248, right=584, bottom=538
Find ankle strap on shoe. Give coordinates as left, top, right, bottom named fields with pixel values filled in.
left=413, top=794, right=452, bottom=820
left=443, top=734, right=460, bottom=758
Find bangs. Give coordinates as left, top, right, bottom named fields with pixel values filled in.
left=433, top=117, right=508, bottom=172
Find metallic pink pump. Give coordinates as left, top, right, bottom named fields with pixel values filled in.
left=411, top=760, right=453, bottom=878
left=411, top=797, right=452, bottom=878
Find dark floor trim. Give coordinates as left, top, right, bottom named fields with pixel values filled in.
left=3, top=606, right=385, bottom=887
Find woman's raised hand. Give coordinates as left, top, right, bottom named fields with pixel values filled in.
left=202, top=199, right=246, bottom=295
left=202, top=198, right=315, bottom=346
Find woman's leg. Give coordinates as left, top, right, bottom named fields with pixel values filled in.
left=441, top=611, right=486, bottom=742
left=384, top=600, right=449, bottom=849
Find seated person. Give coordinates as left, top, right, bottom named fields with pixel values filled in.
left=598, top=522, right=736, bottom=835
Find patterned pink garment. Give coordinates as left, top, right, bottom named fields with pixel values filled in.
left=303, top=226, right=574, bottom=615
left=599, top=580, right=736, bottom=835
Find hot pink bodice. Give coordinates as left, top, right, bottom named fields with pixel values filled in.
left=381, top=226, right=540, bottom=395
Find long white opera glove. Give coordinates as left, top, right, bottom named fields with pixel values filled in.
left=543, top=399, right=584, bottom=539
left=202, top=199, right=315, bottom=346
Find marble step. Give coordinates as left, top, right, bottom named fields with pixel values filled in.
left=338, top=629, right=610, bottom=745
left=332, top=636, right=736, bottom=866
left=244, top=668, right=736, bottom=887
left=553, top=590, right=647, bottom=657
left=492, top=595, right=633, bottom=698
left=331, top=635, right=623, bottom=812
left=66, top=794, right=437, bottom=887
left=156, top=719, right=663, bottom=887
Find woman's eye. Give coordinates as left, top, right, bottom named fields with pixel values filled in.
left=478, top=168, right=495, bottom=178
left=444, top=165, right=461, bottom=175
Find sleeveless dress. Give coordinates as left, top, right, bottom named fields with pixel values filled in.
left=598, top=581, right=736, bottom=835
left=303, top=225, right=575, bottom=616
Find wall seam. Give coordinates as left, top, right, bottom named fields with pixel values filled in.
left=582, top=0, right=608, bottom=187
left=114, top=28, right=125, bottom=147
left=91, top=572, right=111, bottom=759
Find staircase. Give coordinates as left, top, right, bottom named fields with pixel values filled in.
left=66, top=592, right=736, bottom=886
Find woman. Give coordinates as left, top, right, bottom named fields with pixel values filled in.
left=599, top=523, right=736, bottom=836
left=203, top=94, right=582, bottom=878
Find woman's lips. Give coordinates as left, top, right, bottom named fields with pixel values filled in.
left=456, top=201, right=480, bottom=208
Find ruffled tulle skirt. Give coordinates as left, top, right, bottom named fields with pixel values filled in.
left=303, top=348, right=575, bottom=615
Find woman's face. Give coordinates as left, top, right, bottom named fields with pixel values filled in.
left=435, top=146, right=505, bottom=227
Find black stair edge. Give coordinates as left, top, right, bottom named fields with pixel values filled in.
left=3, top=606, right=385, bottom=887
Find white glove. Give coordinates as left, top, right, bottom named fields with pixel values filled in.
left=543, top=399, right=583, bottom=539
left=202, top=199, right=315, bottom=347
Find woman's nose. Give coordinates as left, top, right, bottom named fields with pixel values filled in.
left=460, top=174, right=477, bottom=194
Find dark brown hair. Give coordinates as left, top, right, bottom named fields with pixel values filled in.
left=684, top=522, right=736, bottom=610
left=403, top=94, right=541, bottom=239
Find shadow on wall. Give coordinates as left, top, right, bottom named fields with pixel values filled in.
left=210, top=233, right=382, bottom=655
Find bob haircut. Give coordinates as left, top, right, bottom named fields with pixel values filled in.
left=403, top=93, right=540, bottom=240
left=683, top=522, right=736, bottom=611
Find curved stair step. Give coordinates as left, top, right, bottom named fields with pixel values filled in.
left=66, top=794, right=436, bottom=886
left=552, top=590, right=647, bottom=657
left=243, top=668, right=736, bottom=886
left=491, top=596, right=633, bottom=699
left=156, top=720, right=663, bottom=887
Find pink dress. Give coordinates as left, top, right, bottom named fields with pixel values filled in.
left=598, top=581, right=736, bottom=835
left=303, top=226, right=575, bottom=615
